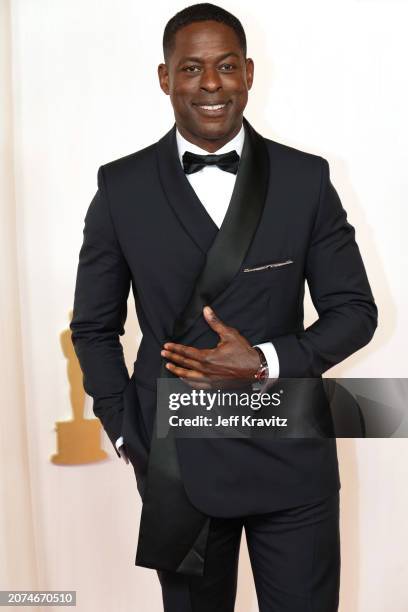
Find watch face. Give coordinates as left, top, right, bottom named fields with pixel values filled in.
left=255, top=365, right=268, bottom=381
left=259, top=366, right=268, bottom=381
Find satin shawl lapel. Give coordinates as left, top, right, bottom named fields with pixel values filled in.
left=172, top=116, right=270, bottom=341
left=156, top=123, right=218, bottom=254
left=136, top=118, right=270, bottom=577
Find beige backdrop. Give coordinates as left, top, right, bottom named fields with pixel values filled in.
left=1, top=0, right=407, bottom=610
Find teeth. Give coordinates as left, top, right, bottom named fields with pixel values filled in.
left=198, top=104, right=226, bottom=110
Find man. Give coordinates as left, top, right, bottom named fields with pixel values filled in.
left=70, top=3, right=377, bottom=611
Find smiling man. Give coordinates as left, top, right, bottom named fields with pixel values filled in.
left=158, top=18, right=252, bottom=149
left=70, top=3, right=377, bottom=611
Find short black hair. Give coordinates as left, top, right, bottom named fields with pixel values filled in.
left=163, top=3, right=247, bottom=63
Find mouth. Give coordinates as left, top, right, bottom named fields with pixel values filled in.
left=192, top=100, right=232, bottom=116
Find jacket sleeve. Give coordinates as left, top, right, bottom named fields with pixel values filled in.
left=70, top=166, right=131, bottom=457
left=272, top=157, right=378, bottom=377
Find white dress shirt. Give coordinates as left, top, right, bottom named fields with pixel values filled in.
left=115, top=123, right=279, bottom=455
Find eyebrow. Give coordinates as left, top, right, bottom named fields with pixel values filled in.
left=178, top=51, right=241, bottom=65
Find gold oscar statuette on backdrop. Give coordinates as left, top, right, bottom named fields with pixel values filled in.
left=50, top=311, right=108, bottom=464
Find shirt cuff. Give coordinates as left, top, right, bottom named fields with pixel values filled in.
left=253, top=342, right=280, bottom=379
left=115, top=436, right=124, bottom=451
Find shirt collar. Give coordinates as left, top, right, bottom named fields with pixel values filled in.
left=176, top=122, right=245, bottom=166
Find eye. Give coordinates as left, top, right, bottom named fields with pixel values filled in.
left=219, top=63, right=234, bottom=71
left=183, top=65, right=201, bottom=73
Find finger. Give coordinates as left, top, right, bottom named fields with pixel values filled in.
left=161, top=349, right=203, bottom=371
left=163, top=342, right=205, bottom=362
left=165, top=362, right=208, bottom=382
left=203, top=306, right=230, bottom=337
left=181, top=378, right=212, bottom=390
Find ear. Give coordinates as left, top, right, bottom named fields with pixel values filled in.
left=245, top=58, right=254, bottom=91
left=158, top=63, right=170, bottom=95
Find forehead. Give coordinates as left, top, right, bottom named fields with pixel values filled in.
left=172, top=20, right=242, bottom=59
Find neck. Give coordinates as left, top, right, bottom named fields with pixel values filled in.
left=176, top=121, right=243, bottom=153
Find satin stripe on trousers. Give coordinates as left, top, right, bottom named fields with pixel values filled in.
left=157, top=491, right=340, bottom=612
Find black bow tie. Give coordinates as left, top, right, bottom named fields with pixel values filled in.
left=182, top=150, right=240, bottom=175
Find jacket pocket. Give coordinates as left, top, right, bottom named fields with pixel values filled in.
left=242, top=259, right=294, bottom=273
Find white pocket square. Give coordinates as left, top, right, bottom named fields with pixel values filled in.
left=243, top=259, right=294, bottom=273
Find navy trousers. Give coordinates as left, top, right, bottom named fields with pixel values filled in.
left=157, top=491, right=340, bottom=612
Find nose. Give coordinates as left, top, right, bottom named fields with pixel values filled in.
left=199, top=66, right=222, bottom=93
